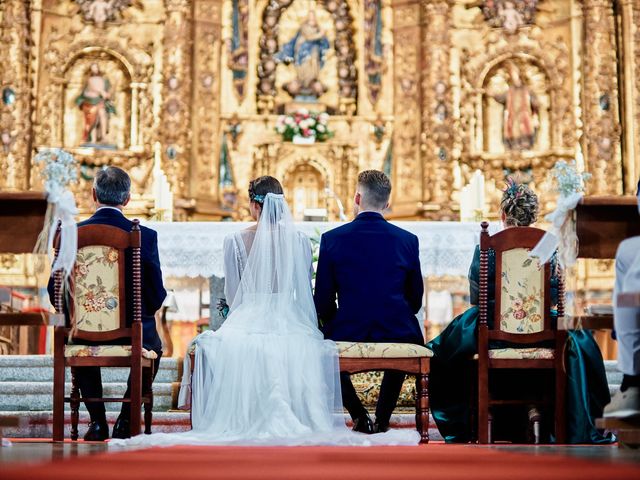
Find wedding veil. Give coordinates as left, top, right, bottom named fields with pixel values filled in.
left=229, top=192, right=320, bottom=336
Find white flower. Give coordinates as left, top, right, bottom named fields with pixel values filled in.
left=276, top=125, right=285, bottom=134
left=277, top=116, right=285, bottom=125
left=319, top=113, right=329, bottom=123
left=285, top=117, right=294, bottom=126
left=317, top=124, right=325, bottom=133
left=298, top=108, right=309, bottom=116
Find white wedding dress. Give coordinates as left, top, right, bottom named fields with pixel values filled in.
left=111, top=194, right=418, bottom=447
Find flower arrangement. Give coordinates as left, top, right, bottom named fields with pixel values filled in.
left=33, top=148, right=78, bottom=200
left=275, top=109, right=333, bottom=142
left=550, top=160, right=591, bottom=198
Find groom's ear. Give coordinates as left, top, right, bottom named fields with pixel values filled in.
left=354, top=192, right=361, bottom=206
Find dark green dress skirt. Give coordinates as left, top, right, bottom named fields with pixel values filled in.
left=427, top=306, right=614, bottom=444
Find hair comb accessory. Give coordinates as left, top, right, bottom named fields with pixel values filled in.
left=252, top=194, right=265, bottom=203
left=503, top=177, right=520, bottom=199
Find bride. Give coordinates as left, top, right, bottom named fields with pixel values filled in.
left=112, top=176, right=418, bottom=447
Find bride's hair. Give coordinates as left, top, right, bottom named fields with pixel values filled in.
left=248, top=176, right=283, bottom=204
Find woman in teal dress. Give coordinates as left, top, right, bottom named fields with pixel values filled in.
left=427, top=179, right=613, bottom=444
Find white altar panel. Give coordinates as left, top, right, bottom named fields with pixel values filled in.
left=145, top=221, right=502, bottom=279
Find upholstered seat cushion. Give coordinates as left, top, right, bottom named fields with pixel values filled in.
left=336, top=342, right=433, bottom=358
left=65, top=344, right=158, bottom=359
left=473, top=347, right=555, bottom=360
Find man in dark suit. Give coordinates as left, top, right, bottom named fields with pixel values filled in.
left=48, top=166, right=166, bottom=441
left=314, top=170, right=424, bottom=434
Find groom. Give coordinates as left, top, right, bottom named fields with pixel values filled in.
left=314, top=170, right=424, bottom=433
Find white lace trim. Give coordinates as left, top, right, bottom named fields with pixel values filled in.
left=144, top=221, right=502, bottom=279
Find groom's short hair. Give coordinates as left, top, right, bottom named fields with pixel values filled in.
left=94, top=166, right=131, bottom=206
left=357, top=170, right=391, bottom=209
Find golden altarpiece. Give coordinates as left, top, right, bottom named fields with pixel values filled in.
left=1, top=1, right=639, bottom=357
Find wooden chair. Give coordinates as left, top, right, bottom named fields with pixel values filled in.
left=477, top=221, right=566, bottom=444
left=337, top=342, right=432, bottom=443
left=52, top=221, right=156, bottom=441
left=188, top=342, right=432, bottom=443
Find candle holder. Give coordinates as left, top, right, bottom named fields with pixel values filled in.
left=473, top=208, right=485, bottom=222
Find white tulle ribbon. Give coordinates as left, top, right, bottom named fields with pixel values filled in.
left=35, top=190, right=78, bottom=280
left=530, top=192, right=583, bottom=268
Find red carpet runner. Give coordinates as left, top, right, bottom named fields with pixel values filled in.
left=2, top=444, right=639, bottom=479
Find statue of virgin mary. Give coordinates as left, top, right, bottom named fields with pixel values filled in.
left=275, top=11, right=331, bottom=99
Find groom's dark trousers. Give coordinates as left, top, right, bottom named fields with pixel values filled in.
left=313, top=211, right=424, bottom=424
left=48, top=207, right=166, bottom=423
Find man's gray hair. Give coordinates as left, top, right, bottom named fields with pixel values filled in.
left=94, top=166, right=131, bottom=206
left=357, top=170, right=391, bottom=210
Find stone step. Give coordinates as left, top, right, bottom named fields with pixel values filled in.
left=0, top=411, right=443, bottom=442
left=0, top=355, right=180, bottom=384
left=0, top=382, right=173, bottom=412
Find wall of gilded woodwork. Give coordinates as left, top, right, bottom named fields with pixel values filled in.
left=0, top=0, right=638, bottom=220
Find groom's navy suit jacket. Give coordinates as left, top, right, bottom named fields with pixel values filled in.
left=314, top=212, right=424, bottom=345
left=48, top=208, right=166, bottom=352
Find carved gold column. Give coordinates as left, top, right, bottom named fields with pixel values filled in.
left=618, top=0, right=639, bottom=192
left=420, top=0, right=453, bottom=218
left=160, top=0, right=193, bottom=196
left=191, top=0, right=222, bottom=201
left=391, top=0, right=422, bottom=215
left=581, top=0, right=622, bottom=194
left=0, top=0, right=32, bottom=190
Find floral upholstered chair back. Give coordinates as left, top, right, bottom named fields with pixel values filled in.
left=72, top=245, right=122, bottom=333
left=497, top=247, right=545, bottom=334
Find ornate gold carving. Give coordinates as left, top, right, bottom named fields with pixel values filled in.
left=391, top=0, right=421, bottom=212
left=160, top=0, right=193, bottom=196
left=191, top=0, right=222, bottom=200
left=252, top=140, right=358, bottom=220
left=581, top=0, right=622, bottom=194
left=420, top=0, right=454, bottom=216
left=0, top=0, right=32, bottom=190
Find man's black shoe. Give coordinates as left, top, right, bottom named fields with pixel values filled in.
left=83, top=421, right=109, bottom=441
left=373, top=420, right=389, bottom=433
left=352, top=413, right=374, bottom=434
left=112, top=416, right=131, bottom=439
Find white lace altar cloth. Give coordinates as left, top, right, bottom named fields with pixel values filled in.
left=145, top=221, right=502, bottom=279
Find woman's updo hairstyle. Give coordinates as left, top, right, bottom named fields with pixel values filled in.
left=500, top=177, right=539, bottom=227
left=248, top=175, right=283, bottom=205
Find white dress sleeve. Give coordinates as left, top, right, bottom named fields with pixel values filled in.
left=223, top=234, right=242, bottom=306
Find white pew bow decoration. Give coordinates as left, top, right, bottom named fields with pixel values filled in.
left=530, top=160, right=591, bottom=268
left=33, top=148, right=79, bottom=280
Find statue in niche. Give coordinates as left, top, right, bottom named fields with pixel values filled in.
left=491, top=63, right=539, bottom=150
left=275, top=11, right=331, bottom=100
left=75, top=63, right=116, bottom=147
left=482, top=0, right=538, bottom=34
left=75, top=1, right=133, bottom=28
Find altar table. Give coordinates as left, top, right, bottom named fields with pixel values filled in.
left=145, top=221, right=502, bottom=280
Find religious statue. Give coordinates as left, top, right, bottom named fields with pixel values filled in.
left=275, top=11, right=331, bottom=99
left=75, top=63, right=116, bottom=146
left=75, top=0, right=133, bottom=28
left=492, top=63, right=539, bottom=150
left=482, top=0, right=538, bottom=34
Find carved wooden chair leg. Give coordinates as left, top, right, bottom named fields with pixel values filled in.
left=70, top=367, right=80, bottom=441
left=143, top=366, right=154, bottom=435
left=416, top=362, right=430, bottom=444
left=52, top=359, right=65, bottom=442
